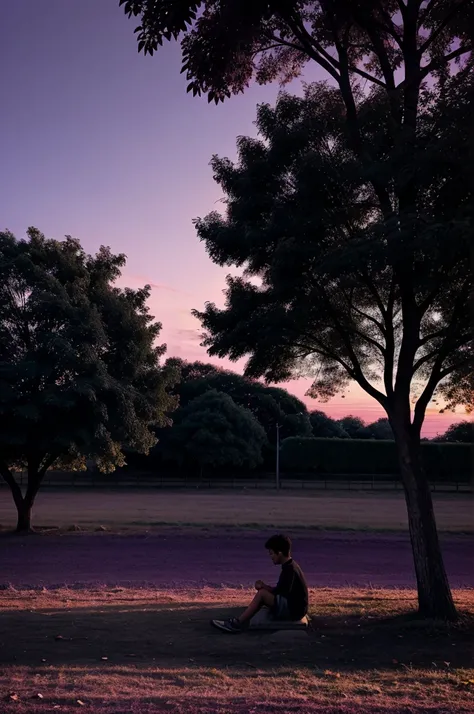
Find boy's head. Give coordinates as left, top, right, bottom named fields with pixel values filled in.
left=265, top=534, right=292, bottom=565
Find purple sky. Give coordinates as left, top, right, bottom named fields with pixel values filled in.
left=0, top=0, right=464, bottom=435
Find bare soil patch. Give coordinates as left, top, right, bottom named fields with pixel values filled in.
left=1, top=530, right=473, bottom=589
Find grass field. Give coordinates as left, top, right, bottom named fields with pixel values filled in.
left=0, top=489, right=472, bottom=532
left=1, top=587, right=473, bottom=713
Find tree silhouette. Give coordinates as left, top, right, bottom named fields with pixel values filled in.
left=160, top=389, right=267, bottom=470
left=338, top=416, right=366, bottom=439
left=191, top=77, right=471, bottom=622
left=310, top=410, right=349, bottom=439
left=0, top=229, right=177, bottom=531
left=436, top=421, right=474, bottom=443
left=167, top=358, right=312, bottom=442
left=123, top=1, right=473, bottom=620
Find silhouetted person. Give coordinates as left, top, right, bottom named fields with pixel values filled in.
left=211, top=534, right=308, bottom=633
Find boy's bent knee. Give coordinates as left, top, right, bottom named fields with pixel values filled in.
left=261, top=590, right=274, bottom=605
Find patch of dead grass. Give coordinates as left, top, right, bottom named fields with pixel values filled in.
left=0, top=489, right=472, bottom=532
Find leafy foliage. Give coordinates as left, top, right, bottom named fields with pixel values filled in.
left=436, top=420, right=474, bottom=443
left=160, top=389, right=267, bottom=469
left=122, top=0, right=472, bottom=618
left=0, top=228, right=177, bottom=527
left=193, top=77, right=472, bottom=436
left=122, top=1, right=473, bottom=104
left=309, top=410, right=349, bottom=438
left=337, top=416, right=366, bottom=438
left=166, top=358, right=312, bottom=441
left=357, top=418, right=394, bottom=440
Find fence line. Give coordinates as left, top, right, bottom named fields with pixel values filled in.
left=3, top=470, right=472, bottom=493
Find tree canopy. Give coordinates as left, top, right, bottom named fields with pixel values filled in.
left=0, top=228, right=177, bottom=530
left=193, top=78, right=472, bottom=426
left=121, top=0, right=473, bottom=104
left=337, top=416, right=366, bottom=438
left=356, top=418, right=394, bottom=440
left=160, top=389, right=268, bottom=469
left=166, top=358, right=313, bottom=441
left=309, top=410, right=349, bottom=438
left=436, top=420, right=474, bottom=443
left=122, top=0, right=473, bottom=619
left=188, top=23, right=472, bottom=621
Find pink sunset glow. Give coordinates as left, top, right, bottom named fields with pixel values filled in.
left=1, top=1, right=469, bottom=440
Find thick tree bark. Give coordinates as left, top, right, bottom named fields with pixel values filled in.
left=0, top=460, right=43, bottom=533
left=392, top=418, right=457, bottom=621
left=16, top=499, right=34, bottom=533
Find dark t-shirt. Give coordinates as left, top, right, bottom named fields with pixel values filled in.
left=273, top=559, right=308, bottom=619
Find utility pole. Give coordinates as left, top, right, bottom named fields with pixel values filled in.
left=275, top=423, right=281, bottom=491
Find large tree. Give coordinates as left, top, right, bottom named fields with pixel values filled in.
left=123, top=1, right=473, bottom=620
left=192, top=81, right=471, bottom=620
left=167, top=358, right=313, bottom=442
left=0, top=229, right=177, bottom=532
left=160, top=389, right=268, bottom=470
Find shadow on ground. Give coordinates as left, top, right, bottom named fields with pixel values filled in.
left=1, top=600, right=472, bottom=670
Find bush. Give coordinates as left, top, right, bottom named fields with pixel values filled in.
left=280, top=437, right=473, bottom=481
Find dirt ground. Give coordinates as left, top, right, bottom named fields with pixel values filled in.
left=0, top=489, right=472, bottom=532
left=1, top=588, right=473, bottom=714
left=1, top=530, right=473, bottom=589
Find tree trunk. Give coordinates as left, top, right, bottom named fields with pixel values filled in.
left=16, top=499, right=33, bottom=533
left=393, top=420, right=457, bottom=620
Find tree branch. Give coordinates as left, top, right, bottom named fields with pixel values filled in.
left=412, top=346, right=440, bottom=374
left=274, top=12, right=342, bottom=83
left=375, top=1, right=404, bottom=48
left=345, top=296, right=386, bottom=336
left=318, top=289, right=388, bottom=406
left=351, top=4, right=399, bottom=98
left=383, top=279, right=396, bottom=399
left=419, top=0, right=437, bottom=25
left=0, top=459, right=23, bottom=510
left=420, top=45, right=473, bottom=79
left=349, top=65, right=387, bottom=88
left=412, top=314, right=472, bottom=433
left=419, top=0, right=470, bottom=55
left=396, top=44, right=474, bottom=90
left=359, top=270, right=389, bottom=322
left=39, top=453, right=59, bottom=477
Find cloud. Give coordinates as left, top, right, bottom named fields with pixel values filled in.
left=174, top=328, right=201, bottom=342
left=117, top=273, right=194, bottom=298
left=148, top=282, right=189, bottom=295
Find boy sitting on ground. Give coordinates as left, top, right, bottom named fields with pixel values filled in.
left=211, top=534, right=308, bottom=633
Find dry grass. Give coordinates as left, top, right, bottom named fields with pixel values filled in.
left=1, top=489, right=472, bottom=532
left=1, top=587, right=473, bottom=713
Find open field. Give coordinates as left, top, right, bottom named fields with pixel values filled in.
left=1, top=489, right=473, bottom=532
left=1, top=587, right=473, bottom=713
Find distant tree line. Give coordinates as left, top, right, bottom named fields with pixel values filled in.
left=0, top=228, right=470, bottom=535
left=123, top=358, right=473, bottom=475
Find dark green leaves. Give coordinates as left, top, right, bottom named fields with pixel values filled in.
left=0, top=229, right=177, bottom=481
left=160, top=389, right=267, bottom=469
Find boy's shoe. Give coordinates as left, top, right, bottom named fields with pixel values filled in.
left=211, top=617, right=243, bottom=633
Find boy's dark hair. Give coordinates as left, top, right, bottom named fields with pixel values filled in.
left=265, top=534, right=292, bottom=557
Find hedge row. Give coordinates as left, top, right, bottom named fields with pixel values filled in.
left=280, top=438, right=473, bottom=481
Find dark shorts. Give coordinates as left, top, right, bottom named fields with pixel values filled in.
left=273, top=595, right=292, bottom=620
